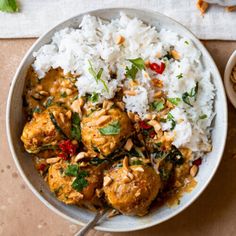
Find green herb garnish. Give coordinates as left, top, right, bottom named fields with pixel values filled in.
left=71, top=112, right=81, bottom=141
left=32, top=106, right=42, bottom=114
left=60, top=92, right=67, bottom=98
left=199, top=114, right=207, bottom=120
left=44, top=96, right=54, bottom=108
left=125, top=57, right=145, bottom=80
left=65, top=164, right=79, bottom=177
left=71, top=170, right=89, bottom=192
left=167, top=113, right=176, bottom=130
left=184, top=41, right=189, bottom=45
left=88, top=60, right=108, bottom=92
left=0, top=0, right=18, bottom=13
left=151, top=100, right=165, bottom=112
left=182, top=82, right=199, bottom=107
left=88, top=92, right=99, bottom=103
left=176, top=73, right=183, bottom=79
left=167, top=97, right=181, bottom=106
left=99, top=120, right=121, bottom=135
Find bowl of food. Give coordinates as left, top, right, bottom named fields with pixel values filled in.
left=6, top=8, right=227, bottom=232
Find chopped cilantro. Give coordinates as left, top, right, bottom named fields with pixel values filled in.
left=65, top=164, right=79, bottom=177
left=88, top=92, right=99, bottom=103
left=125, top=57, right=145, bottom=80
left=128, top=58, right=145, bottom=70
left=0, top=0, right=18, bottom=13
left=71, top=112, right=81, bottom=141
left=182, top=82, right=199, bottom=107
left=184, top=41, right=189, bottom=45
left=32, top=106, right=42, bottom=114
left=167, top=113, right=176, bottom=130
left=60, top=92, right=67, bottom=98
left=44, top=96, right=54, bottom=108
left=199, top=114, right=207, bottom=120
left=71, top=171, right=89, bottom=192
left=176, top=73, right=183, bottom=79
left=151, top=100, right=165, bottom=112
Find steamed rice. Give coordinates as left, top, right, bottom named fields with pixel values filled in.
left=32, top=13, right=215, bottom=156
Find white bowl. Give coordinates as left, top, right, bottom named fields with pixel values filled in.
left=6, top=8, right=228, bottom=232
left=224, top=50, right=236, bottom=109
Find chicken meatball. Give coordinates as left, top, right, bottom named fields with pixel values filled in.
left=21, top=106, right=71, bottom=153
left=81, top=107, right=132, bottom=156
left=103, top=158, right=161, bottom=216
left=48, top=161, right=103, bottom=205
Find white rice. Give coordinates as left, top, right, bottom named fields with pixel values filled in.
left=32, top=13, right=215, bottom=155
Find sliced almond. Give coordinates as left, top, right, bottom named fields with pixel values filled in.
left=46, top=157, right=60, bottom=164
left=151, top=79, right=163, bottom=88
left=66, top=110, right=72, bottom=119
left=124, top=138, right=133, bottom=151
left=144, top=113, right=152, bottom=120
left=134, top=166, right=144, bottom=172
left=116, top=35, right=125, bottom=45
left=74, top=152, right=87, bottom=162
left=127, top=111, right=135, bottom=121
left=123, top=90, right=137, bottom=96
left=107, top=209, right=120, bottom=218
left=39, top=90, right=49, bottom=96
left=103, top=176, right=113, bottom=187
left=123, top=175, right=131, bottom=183
left=103, top=100, right=114, bottom=110
left=171, top=50, right=181, bottom=60
left=123, top=156, right=129, bottom=171
left=134, top=114, right=141, bottom=122
left=59, top=113, right=65, bottom=123
left=94, top=109, right=106, bottom=118
left=116, top=101, right=125, bottom=111
left=190, top=165, right=198, bottom=177
left=96, top=115, right=111, bottom=126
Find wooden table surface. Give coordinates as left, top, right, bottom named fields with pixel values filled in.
left=0, top=39, right=236, bottom=236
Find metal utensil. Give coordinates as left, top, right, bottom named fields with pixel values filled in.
left=74, top=209, right=107, bottom=236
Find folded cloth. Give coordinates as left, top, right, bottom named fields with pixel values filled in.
left=0, top=0, right=236, bottom=40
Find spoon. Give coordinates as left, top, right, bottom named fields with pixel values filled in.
left=74, top=209, right=107, bottom=236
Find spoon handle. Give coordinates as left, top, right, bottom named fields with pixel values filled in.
left=74, top=209, right=107, bottom=236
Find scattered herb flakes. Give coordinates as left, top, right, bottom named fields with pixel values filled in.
left=151, top=100, right=165, bottom=112
left=176, top=73, right=183, bottom=79
left=130, top=159, right=143, bottom=166
left=90, top=157, right=105, bottom=165
left=184, top=41, right=189, bottom=45
left=44, top=96, right=54, bottom=108
left=182, top=82, right=199, bottom=107
left=49, top=112, right=68, bottom=139
left=65, top=164, right=79, bottom=177
left=88, top=92, right=99, bottom=103
left=167, top=113, right=176, bottom=131
left=99, top=120, right=121, bottom=135
left=125, top=57, right=145, bottom=80
left=60, top=92, right=67, bottom=98
left=0, top=0, right=18, bottom=13
left=71, top=112, right=81, bottom=141
left=32, top=106, right=42, bottom=114
left=71, top=170, right=89, bottom=192
left=199, top=114, right=207, bottom=120
left=167, top=97, right=181, bottom=106
left=88, top=60, right=108, bottom=92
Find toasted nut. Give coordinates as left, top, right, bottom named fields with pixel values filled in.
left=32, top=138, right=38, bottom=145
left=145, top=113, right=152, bottom=120
left=36, top=85, right=43, bottom=91
left=94, top=109, right=106, bottom=118
left=59, top=113, right=65, bottom=123
left=65, top=88, right=72, bottom=96
left=134, top=166, right=144, bottom=172
left=107, top=209, right=120, bottom=218
left=134, top=123, right=140, bottom=132
left=143, top=71, right=151, bottom=79
left=145, top=60, right=150, bottom=67
left=74, top=152, right=87, bottom=162
left=129, top=80, right=139, bottom=87
left=109, top=142, right=116, bottom=150
left=103, top=176, right=113, bottom=187
left=39, top=90, right=49, bottom=96
left=123, top=175, right=132, bottom=183
left=148, top=119, right=159, bottom=127
left=123, top=90, right=137, bottom=96
left=166, top=100, right=174, bottom=109
left=127, top=111, right=135, bottom=121
left=96, top=115, right=111, bottom=126
left=66, top=110, right=72, bottom=119
left=46, top=157, right=60, bottom=164
left=116, top=101, right=125, bottom=111
left=190, top=165, right=198, bottom=177
left=123, top=156, right=129, bottom=171
left=154, top=91, right=163, bottom=98
left=171, top=50, right=181, bottom=60
left=155, top=52, right=162, bottom=58
left=226, top=6, right=236, bottom=12
left=127, top=172, right=134, bottom=180
left=71, top=99, right=81, bottom=113
left=124, top=138, right=133, bottom=151
left=93, top=137, right=106, bottom=145
left=116, top=35, right=125, bottom=45
left=95, top=188, right=103, bottom=198
left=152, top=79, right=163, bottom=88
left=134, top=114, right=141, bottom=122
left=68, top=191, right=83, bottom=199
left=72, top=140, right=78, bottom=145
left=135, top=190, right=141, bottom=197
left=103, top=100, right=114, bottom=110
left=196, top=0, right=209, bottom=14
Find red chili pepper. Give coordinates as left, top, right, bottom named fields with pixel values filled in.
left=139, top=121, right=152, bottom=130
left=150, top=62, right=165, bottom=74
left=58, top=152, right=68, bottom=160
left=192, top=158, right=202, bottom=166
left=59, top=140, right=77, bottom=156
left=38, top=163, right=46, bottom=171
left=149, top=130, right=156, bottom=138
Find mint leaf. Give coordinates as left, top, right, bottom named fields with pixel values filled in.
left=65, top=164, right=79, bottom=177
left=99, top=120, right=121, bottom=135
left=125, top=57, right=145, bottom=80
left=88, top=92, right=99, bottom=103
left=125, top=65, right=138, bottom=80
left=128, top=58, right=145, bottom=70
left=0, top=0, right=18, bottom=13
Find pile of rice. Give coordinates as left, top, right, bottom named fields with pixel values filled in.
left=32, top=13, right=215, bottom=156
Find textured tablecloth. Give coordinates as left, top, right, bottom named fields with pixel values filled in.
left=0, top=0, right=236, bottom=40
